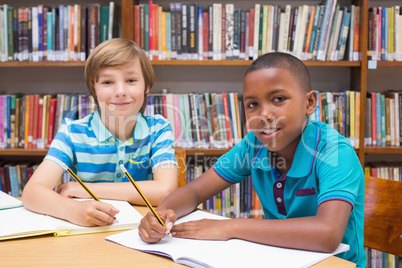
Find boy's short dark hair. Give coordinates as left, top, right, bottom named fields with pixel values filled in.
left=245, top=52, right=311, bottom=92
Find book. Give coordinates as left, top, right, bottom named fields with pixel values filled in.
left=106, top=210, right=350, bottom=268
left=0, top=199, right=142, bottom=241
left=0, top=190, right=22, bottom=210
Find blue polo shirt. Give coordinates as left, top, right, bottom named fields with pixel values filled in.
left=45, top=110, right=177, bottom=183
left=213, top=119, right=366, bottom=267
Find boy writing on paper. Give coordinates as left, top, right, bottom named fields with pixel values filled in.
left=22, top=39, right=178, bottom=227
left=139, top=53, right=366, bottom=267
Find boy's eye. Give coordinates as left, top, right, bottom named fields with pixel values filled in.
left=102, top=81, right=112, bottom=85
left=127, top=79, right=136, bottom=83
left=247, top=102, right=258, bottom=108
left=273, top=96, right=286, bottom=103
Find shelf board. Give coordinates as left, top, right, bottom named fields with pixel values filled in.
left=0, top=60, right=361, bottom=67
left=375, top=61, right=402, bottom=67
left=185, top=148, right=230, bottom=156
left=364, top=146, right=402, bottom=154
left=0, top=149, right=48, bottom=156
left=0, top=61, right=86, bottom=67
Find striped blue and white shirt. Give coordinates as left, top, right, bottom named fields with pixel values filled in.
left=45, top=110, right=177, bottom=183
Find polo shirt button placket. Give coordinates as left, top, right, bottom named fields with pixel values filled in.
left=276, top=182, right=282, bottom=189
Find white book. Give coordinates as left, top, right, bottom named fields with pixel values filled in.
left=329, top=9, right=343, bottom=61
left=0, top=199, right=142, bottom=241
left=106, top=210, right=350, bottom=268
left=292, top=6, right=303, bottom=56
left=212, top=3, right=222, bottom=60
left=32, top=7, right=39, bottom=62
left=277, top=13, right=286, bottom=53
left=0, top=191, right=22, bottom=210
left=225, top=4, right=234, bottom=59
left=108, top=1, right=114, bottom=40
left=253, top=4, right=260, bottom=59
left=283, top=5, right=291, bottom=53
left=296, top=5, right=309, bottom=59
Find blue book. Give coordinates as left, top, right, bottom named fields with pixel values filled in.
left=380, top=94, right=386, bottom=146
left=58, top=5, right=64, bottom=59
left=381, top=8, right=386, bottom=60
left=376, top=93, right=381, bottom=145
left=38, top=5, right=44, bottom=61
left=308, top=5, right=321, bottom=57
left=47, top=11, right=53, bottom=61
left=6, top=95, right=11, bottom=148
left=384, top=8, right=388, bottom=61
left=165, top=12, right=171, bottom=60
left=336, top=7, right=351, bottom=60
left=8, top=166, right=19, bottom=198
left=317, top=0, right=334, bottom=60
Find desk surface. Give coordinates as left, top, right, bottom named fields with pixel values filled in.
left=0, top=206, right=356, bottom=268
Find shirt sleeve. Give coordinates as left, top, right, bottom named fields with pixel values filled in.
left=44, top=118, right=75, bottom=169
left=150, top=115, right=177, bottom=171
left=213, top=132, right=255, bottom=183
left=315, top=140, right=365, bottom=209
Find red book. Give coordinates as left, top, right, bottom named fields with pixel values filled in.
left=162, top=94, right=167, bottom=118
left=134, top=5, right=140, bottom=45
left=152, top=3, right=159, bottom=60
left=37, top=96, right=43, bottom=149
left=221, top=5, right=226, bottom=57
left=47, top=98, right=57, bottom=148
left=32, top=95, right=39, bottom=149
left=249, top=8, right=255, bottom=52
left=148, top=0, right=153, bottom=58
left=27, top=95, right=35, bottom=149
left=222, top=93, right=232, bottom=147
left=202, top=12, right=209, bottom=60
left=0, top=166, right=7, bottom=193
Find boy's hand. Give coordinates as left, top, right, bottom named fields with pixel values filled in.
left=138, top=209, right=177, bottom=243
left=171, top=219, right=231, bottom=241
left=57, top=181, right=92, bottom=199
left=66, top=200, right=119, bottom=227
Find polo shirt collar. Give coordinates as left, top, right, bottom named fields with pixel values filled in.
left=91, top=110, right=149, bottom=143
left=251, top=118, right=320, bottom=178
left=287, top=118, right=320, bottom=178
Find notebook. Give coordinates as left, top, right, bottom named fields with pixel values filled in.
left=105, top=210, right=350, bottom=268
left=0, top=199, right=142, bottom=241
left=0, top=191, right=23, bottom=210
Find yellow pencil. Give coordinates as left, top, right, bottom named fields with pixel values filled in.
left=61, top=163, right=117, bottom=221
left=62, top=163, right=100, bottom=201
left=120, top=164, right=172, bottom=236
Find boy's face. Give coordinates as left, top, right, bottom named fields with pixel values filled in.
left=243, top=68, right=316, bottom=159
left=95, top=58, right=148, bottom=122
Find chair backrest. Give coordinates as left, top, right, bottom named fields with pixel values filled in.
left=174, top=147, right=186, bottom=188
left=364, top=176, right=402, bottom=256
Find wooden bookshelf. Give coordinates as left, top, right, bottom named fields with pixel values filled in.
left=0, top=0, right=401, bottom=168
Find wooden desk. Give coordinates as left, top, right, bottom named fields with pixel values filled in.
left=0, top=206, right=355, bottom=267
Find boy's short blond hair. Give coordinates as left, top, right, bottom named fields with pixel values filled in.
left=85, top=38, right=155, bottom=113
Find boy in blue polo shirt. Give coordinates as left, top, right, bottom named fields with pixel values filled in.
left=138, top=52, right=366, bottom=267
left=22, top=39, right=178, bottom=227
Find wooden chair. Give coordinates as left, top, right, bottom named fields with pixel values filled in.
left=364, top=176, right=402, bottom=256
left=174, top=147, right=187, bottom=188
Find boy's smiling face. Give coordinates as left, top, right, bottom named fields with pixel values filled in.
left=95, top=58, right=148, bottom=122
left=243, top=68, right=316, bottom=160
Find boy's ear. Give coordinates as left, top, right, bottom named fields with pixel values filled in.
left=305, top=90, right=317, bottom=115
left=145, top=87, right=150, bottom=94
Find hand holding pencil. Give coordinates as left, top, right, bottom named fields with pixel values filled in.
left=61, top=163, right=118, bottom=224
left=120, top=164, right=172, bottom=237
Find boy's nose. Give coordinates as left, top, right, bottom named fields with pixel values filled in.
left=260, top=106, right=274, bottom=122
left=115, top=84, right=127, bottom=97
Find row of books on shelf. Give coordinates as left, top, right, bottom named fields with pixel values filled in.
left=133, top=0, right=360, bottom=61
left=187, top=162, right=264, bottom=219
left=0, top=94, right=96, bottom=149
left=0, top=163, right=38, bottom=197
left=1, top=90, right=398, bottom=151
left=0, top=2, right=117, bottom=62
left=364, top=164, right=402, bottom=182
left=365, top=91, right=402, bottom=147
left=366, top=248, right=399, bottom=268
left=368, top=6, right=402, bottom=61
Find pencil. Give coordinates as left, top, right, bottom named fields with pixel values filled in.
left=119, top=164, right=172, bottom=237
left=61, top=163, right=100, bottom=201
left=61, top=163, right=117, bottom=221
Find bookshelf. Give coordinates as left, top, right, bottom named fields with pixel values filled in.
left=0, top=1, right=401, bottom=173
